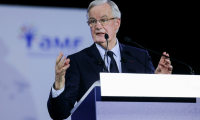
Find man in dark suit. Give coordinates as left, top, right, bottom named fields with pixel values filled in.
left=47, top=0, right=173, bottom=119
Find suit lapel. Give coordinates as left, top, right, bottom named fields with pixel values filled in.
left=119, top=43, right=138, bottom=73
left=119, top=43, right=129, bottom=73
left=87, top=43, right=104, bottom=77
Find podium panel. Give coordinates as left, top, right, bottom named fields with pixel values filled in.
left=96, top=102, right=200, bottom=120
left=70, top=74, right=200, bottom=120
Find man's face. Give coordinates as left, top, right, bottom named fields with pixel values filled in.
left=88, top=3, right=120, bottom=46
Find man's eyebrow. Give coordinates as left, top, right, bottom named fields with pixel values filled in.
left=100, top=15, right=108, bottom=18
left=89, top=15, right=108, bottom=19
left=89, top=17, right=95, bottom=19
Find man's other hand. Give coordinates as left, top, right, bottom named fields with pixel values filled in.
left=155, top=52, right=173, bottom=74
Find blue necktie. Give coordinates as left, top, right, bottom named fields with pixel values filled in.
left=107, top=51, right=119, bottom=73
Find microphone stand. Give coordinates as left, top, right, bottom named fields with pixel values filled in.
left=124, top=37, right=195, bottom=75
left=103, top=34, right=109, bottom=72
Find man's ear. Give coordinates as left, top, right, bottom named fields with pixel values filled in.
left=115, top=18, right=121, bottom=30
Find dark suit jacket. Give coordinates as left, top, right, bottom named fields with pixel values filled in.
left=47, top=43, right=155, bottom=119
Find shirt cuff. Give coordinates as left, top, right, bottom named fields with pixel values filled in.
left=51, top=85, right=65, bottom=98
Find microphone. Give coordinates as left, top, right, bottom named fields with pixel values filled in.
left=124, top=37, right=195, bottom=75
left=103, top=33, right=109, bottom=72
left=105, top=33, right=109, bottom=40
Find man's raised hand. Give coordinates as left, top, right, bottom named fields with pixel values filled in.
left=155, top=52, right=173, bottom=74
left=54, top=52, right=70, bottom=90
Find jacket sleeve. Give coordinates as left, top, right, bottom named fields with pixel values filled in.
left=47, top=55, right=80, bottom=120
left=145, top=51, right=155, bottom=73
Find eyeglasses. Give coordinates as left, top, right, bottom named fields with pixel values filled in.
left=87, top=17, right=117, bottom=27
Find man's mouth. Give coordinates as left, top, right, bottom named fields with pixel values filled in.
left=96, top=32, right=105, bottom=35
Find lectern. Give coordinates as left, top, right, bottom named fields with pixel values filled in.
left=70, top=73, right=200, bottom=120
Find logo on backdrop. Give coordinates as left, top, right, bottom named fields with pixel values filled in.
left=19, top=25, right=37, bottom=48
left=19, top=25, right=83, bottom=56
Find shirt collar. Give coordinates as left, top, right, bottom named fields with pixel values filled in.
left=95, top=38, right=120, bottom=58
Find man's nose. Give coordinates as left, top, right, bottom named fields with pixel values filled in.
left=95, top=21, right=102, bottom=29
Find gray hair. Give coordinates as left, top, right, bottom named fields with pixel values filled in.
left=86, top=0, right=121, bottom=20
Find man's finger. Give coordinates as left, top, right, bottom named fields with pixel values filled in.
left=162, top=52, right=170, bottom=60
left=62, top=64, right=70, bottom=72
left=159, top=56, right=165, bottom=64
left=168, top=65, right=173, bottom=71
left=58, top=56, right=66, bottom=70
left=159, top=62, right=172, bottom=69
left=159, top=52, right=168, bottom=63
left=57, top=63, right=70, bottom=73
left=63, top=58, right=70, bottom=67
left=56, top=52, right=63, bottom=65
left=154, top=66, right=161, bottom=74
left=164, top=59, right=171, bottom=65
left=158, top=63, right=166, bottom=68
left=60, top=64, right=70, bottom=75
